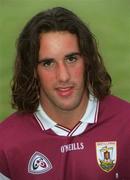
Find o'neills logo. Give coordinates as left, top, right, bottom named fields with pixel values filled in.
left=96, top=141, right=117, bottom=173
left=61, top=142, right=84, bottom=153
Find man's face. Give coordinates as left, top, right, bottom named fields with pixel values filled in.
left=37, top=31, right=87, bottom=112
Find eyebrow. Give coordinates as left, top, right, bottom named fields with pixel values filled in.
left=37, top=58, right=54, bottom=64
left=37, top=52, right=81, bottom=64
left=65, top=52, right=81, bottom=59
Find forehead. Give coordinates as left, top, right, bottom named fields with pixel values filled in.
left=39, top=31, right=79, bottom=47
left=39, top=31, right=80, bottom=58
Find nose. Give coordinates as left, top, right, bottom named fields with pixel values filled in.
left=57, top=63, right=70, bottom=82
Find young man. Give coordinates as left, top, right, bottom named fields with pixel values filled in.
left=0, top=7, right=130, bottom=180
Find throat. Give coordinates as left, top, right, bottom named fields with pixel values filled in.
left=58, top=110, right=83, bottom=129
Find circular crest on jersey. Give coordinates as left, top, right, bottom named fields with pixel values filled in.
left=28, top=151, right=52, bottom=174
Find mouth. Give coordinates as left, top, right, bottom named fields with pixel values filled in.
left=56, top=86, right=74, bottom=97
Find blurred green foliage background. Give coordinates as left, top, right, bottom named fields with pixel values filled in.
left=0, top=0, right=130, bottom=121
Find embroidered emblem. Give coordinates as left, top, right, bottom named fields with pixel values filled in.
left=96, top=141, right=117, bottom=172
left=28, top=151, right=52, bottom=174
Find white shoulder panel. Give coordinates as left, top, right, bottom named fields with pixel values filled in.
left=0, top=173, right=10, bottom=180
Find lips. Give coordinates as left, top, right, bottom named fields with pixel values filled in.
left=56, top=87, right=74, bottom=97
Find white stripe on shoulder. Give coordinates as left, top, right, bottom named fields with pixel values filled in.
left=0, top=173, right=10, bottom=180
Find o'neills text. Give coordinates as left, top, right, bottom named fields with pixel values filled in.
left=61, top=142, right=84, bottom=153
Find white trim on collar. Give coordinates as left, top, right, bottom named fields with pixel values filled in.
left=34, top=104, right=56, bottom=131
left=80, top=95, right=99, bottom=124
left=34, top=95, right=99, bottom=134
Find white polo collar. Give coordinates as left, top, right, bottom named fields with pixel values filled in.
left=34, top=95, right=99, bottom=136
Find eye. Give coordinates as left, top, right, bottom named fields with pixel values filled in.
left=42, top=60, right=54, bottom=67
left=38, top=59, right=55, bottom=68
left=66, top=55, right=78, bottom=63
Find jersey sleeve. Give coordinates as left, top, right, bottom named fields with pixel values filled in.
left=0, top=149, right=11, bottom=180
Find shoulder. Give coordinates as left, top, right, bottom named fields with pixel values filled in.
left=0, top=112, right=34, bottom=130
left=100, top=95, right=130, bottom=112
left=98, top=95, right=130, bottom=124
left=0, top=112, right=36, bottom=145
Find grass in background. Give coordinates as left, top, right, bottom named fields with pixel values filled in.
left=0, top=0, right=130, bottom=120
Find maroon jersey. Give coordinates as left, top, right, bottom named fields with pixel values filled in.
left=0, top=95, right=130, bottom=180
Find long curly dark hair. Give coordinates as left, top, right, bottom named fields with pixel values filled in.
left=11, top=7, right=112, bottom=112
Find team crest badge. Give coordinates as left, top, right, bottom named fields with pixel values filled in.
left=96, top=141, right=117, bottom=172
left=28, top=151, right=52, bottom=174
